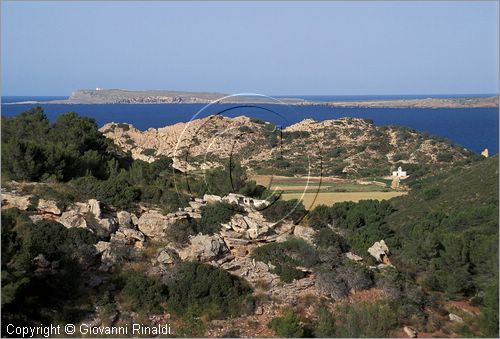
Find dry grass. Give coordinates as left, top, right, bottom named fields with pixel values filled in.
left=281, top=191, right=407, bottom=208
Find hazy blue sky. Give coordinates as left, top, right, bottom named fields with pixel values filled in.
left=1, top=1, right=498, bottom=96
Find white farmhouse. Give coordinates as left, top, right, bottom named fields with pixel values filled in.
left=392, top=166, right=407, bottom=178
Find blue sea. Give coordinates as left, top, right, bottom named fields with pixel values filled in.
left=1, top=96, right=498, bottom=154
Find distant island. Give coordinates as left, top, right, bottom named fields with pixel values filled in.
left=7, top=88, right=499, bottom=108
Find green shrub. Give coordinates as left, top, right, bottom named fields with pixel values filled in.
left=332, top=301, right=397, bottom=337
left=118, top=270, right=167, bottom=313
left=479, top=277, right=499, bottom=337
left=268, top=309, right=304, bottom=337
left=199, top=202, right=234, bottom=235
left=2, top=109, right=113, bottom=182
left=251, top=238, right=318, bottom=283
left=238, top=180, right=266, bottom=198
left=141, top=148, right=156, bottom=156
left=116, top=123, right=130, bottom=131
left=261, top=199, right=305, bottom=223
left=313, top=307, right=336, bottom=338
left=437, top=152, right=453, bottom=162
left=165, top=218, right=198, bottom=245
left=314, top=228, right=350, bottom=252
left=96, top=171, right=140, bottom=209
left=165, top=262, right=252, bottom=319
left=1, top=209, right=97, bottom=324
left=423, top=187, right=441, bottom=200
left=203, top=160, right=247, bottom=196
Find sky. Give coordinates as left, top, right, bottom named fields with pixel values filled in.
left=1, top=1, right=498, bottom=96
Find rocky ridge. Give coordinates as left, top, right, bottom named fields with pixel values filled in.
left=101, top=115, right=472, bottom=175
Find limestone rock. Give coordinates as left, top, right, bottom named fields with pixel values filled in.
left=156, top=248, right=179, bottom=265
left=243, top=216, right=260, bottom=229
left=119, top=228, right=145, bottom=242
left=220, top=256, right=277, bottom=287
left=137, top=210, right=172, bottom=238
left=231, top=214, right=248, bottom=230
left=345, top=252, right=363, bottom=262
left=179, top=234, right=228, bottom=262
left=293, top=225, right=316, bottom=244
left=33, top=254, right=51, bottom=268
left=449, top=313, right=463, bottom=323
left=368, top=240, right=390, bottom=263
left=117, top=211, right=133, bottom=228
left=247, top=226, right=270, bottom=239
left=95, top=241, right=111, bottom=254
left=96, top=217, right=118, bottom=234
left=403, top=326, right=417, bottom=338
left=131, top=213, right=139, bottom=225
left=1, top=192, right=32, bottom=210
left=29, top=215, right=45, bottom=223
left=58, top=210, right=88, bottom=229
left=88, top=199, right=102, bottom=219
left=203, top=194, right=222, bottom=204
left=37, top=199, right=62, bottom=215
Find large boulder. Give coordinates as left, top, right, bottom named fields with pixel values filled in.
left=247, top=226, right=270, bottom=239
left=403, top=326, right=417, bottom=338
left=37, top=199, right=62, bottom=215
left=448, top=313, right=464, bottom=323
left=95, top=241, right=111, bottom=254
left=88, top=199, right=102, bottom=219
left=293, top=225, right=316, bottom=244
left=1, top=192, right=32, bottom=210
left=137, top=210, right=174, bottom=238
left=117, top=211, right=133, bottom=228
left=156, top=247, right=179, bottom=265
left=118, top=228, right=145, bottom=243
left=368, top=240, right=390, bottom=263
left=178, top=234, right=228, bottom=262
left=88, top=217, right=118, bottom=238
left=58, top=210, right=88, bottom=229
left=203, top=194, right=222, bottom=204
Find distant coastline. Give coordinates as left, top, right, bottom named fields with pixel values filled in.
left=3, top=89, right=499, bottom=108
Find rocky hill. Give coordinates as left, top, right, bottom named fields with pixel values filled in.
left=101, top=115, right=474, bottom=177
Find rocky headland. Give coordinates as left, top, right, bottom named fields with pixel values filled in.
left=8, top=89, right=498, bottom=108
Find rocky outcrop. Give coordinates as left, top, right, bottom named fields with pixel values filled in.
left=403, top=326, right=417, bottom=338
left=1, top=192, right=32, bottom=210
left=115, top=228, right=145, bottom=243
left=368, top=240, right=390, bottom=263
left=155, top=247, right=179, bottom=265
left=219, top=256, right=277, bottom=284
left=101, top=115, right=471, bottom=175
left=138, top=210, right=180, bottom=238
left=178, top=234, right=228, bottom=262
left=59, top=210, right=88, bottom=229
left=448, top=313, right=464, bottom=323
left=203, top=194, right=222, bottom=204
left=88, top=199, right=102, bottom=218
left=37, top=199, right=62, bottom=215
left=117, top=211, right=134, bottom=228
left=345, top=252, right=363, bottom=262
left=293, top=225, right=316, bottom=244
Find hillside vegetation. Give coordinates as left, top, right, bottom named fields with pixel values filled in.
left=101, top=115, right=478, bottom=178
left=1, top=108, right=497, bottom=337
left=305, top=157, right=498, bottom=337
